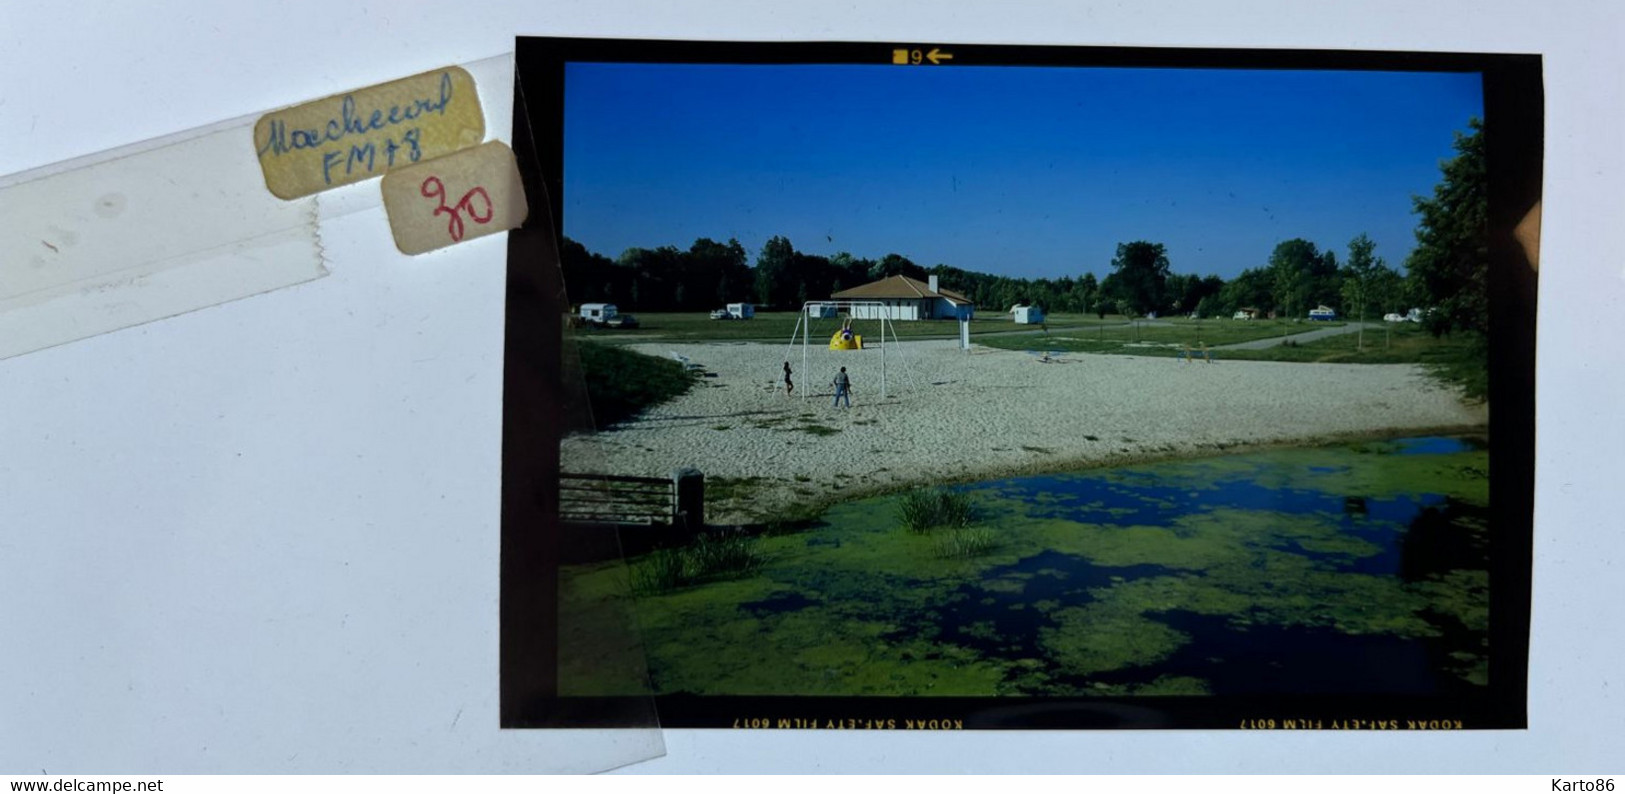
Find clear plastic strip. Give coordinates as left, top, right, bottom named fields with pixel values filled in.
left=0, top=54, right=516, bottom=361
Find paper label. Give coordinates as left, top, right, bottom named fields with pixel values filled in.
left=380, top=141, right=528, bottom=255
left=254, top=67, right=484, bottom=199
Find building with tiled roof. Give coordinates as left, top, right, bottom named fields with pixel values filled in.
left=823, top=275, right=975, bottom=321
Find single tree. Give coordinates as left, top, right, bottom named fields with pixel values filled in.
left=1077, top=272, right=1100, bottom=316
left=1369, top=264, right=1406, bottom=349
left=754, top=236, right=797, bottom=307
left=1339, top=233, right=1384, bottom=351
left=1108, top=241, right=1172, bottom=316
left=1267, top=238, right=1325, bottom=321
left=1406, top=118, right=1489, bottom=340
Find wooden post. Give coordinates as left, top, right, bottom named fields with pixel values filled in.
left=673, top=468, right=704, bottom=530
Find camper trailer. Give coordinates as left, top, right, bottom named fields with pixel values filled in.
left=710, top=303, right=757, bottom=320
left=577, top=303, right=638, bottom=329
left=579, top=303, right=618, bottom=323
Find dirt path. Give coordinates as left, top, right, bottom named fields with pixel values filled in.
left=1214, top=322, right=1380, bottom=350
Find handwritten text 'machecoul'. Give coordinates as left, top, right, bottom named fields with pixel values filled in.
left=257, top=72, right=456, bottom=184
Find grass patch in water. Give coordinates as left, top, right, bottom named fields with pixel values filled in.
left=934, top=528, right=997, bottom=559
left=631, top=532, right=765, bottom=593
left=898, top=488, right=977, bottom=533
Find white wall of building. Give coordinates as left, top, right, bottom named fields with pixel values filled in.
left=849, top=300, right=923, bottom=320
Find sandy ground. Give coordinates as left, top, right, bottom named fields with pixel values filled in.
left=561, top=340, right=1487, bottom=524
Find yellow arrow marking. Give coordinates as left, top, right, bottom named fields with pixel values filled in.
left=927, top=48, right=953, bottom=64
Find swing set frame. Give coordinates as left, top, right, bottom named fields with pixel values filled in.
left=785, top=300, right=909, bottom=400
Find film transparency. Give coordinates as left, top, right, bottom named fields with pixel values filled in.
left=505, top=38, right=1541, bottom=730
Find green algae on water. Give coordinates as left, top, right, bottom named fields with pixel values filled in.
left=560, top=436, right=1493, bottom=697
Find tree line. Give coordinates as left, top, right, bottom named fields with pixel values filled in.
left=561, top=119, right=1486, bottom=343
left=561, top=231, right=1420, bottom=323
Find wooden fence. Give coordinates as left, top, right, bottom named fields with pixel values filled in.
left=558, top=469, right=704, bottom=529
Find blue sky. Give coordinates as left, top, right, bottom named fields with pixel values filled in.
left=563, top=62, right=1483, bottom=281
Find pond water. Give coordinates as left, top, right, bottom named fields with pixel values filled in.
left=561, top=436, right=1491, bottom=698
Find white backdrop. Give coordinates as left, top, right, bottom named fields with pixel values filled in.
left=1, top=0, right=1620, bottom=774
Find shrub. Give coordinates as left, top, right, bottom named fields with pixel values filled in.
left=898, top=488, right=977, bottom=534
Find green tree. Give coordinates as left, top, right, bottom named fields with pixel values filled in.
left=1217, top=267, right=1272, bottom=317
left=1339, top=233, right=1384, bottom=350
left=689, top=237, right=750, bottom=307
left=1370, top=265, right=1406, bottom=316
left=1406, top=118, right=1488, bottom=339
left=1076, top=272, right=1100, bottom=316
left=869, top=253, right=926, bottom=282
left=617, top=245, right=685, bottom=311
left=1267, top=238, right=1335, bottom=320
left=754, top=236, right=797, bottom=307
left=1099, top=272, right=1124, bottom=318
left=831, top=252, right=875, bottom=295
left=558, top=236, right=622, bottom=305
left=1165, top=273, right=1193, bottom=314
left=1369, top=263, right=1406, bottom=349
left=1108, top=241, right=1172, bottom=316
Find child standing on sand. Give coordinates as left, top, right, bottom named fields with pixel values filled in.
left=783, top=361, right=794, bottom=397
left=831, top=367, right=852, bottom=408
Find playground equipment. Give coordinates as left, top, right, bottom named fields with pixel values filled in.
left=1179, top=343, right=1214, bottom=364
left=784, top=301, right=912, bottom=399
left=828, top=319, right=862, bottom=350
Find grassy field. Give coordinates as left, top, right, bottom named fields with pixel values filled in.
left=1227, top=326, right=1488, bottom=400
left=978, top=317, right=1347, bottom=353
left=573, top=342, right=699, bottom=427
left=571, top=311, right=1115, bottom=344
left=980, top=319, right=1486, bottom=400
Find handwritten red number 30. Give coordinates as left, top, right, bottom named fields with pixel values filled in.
left=420, top=176, right=494, bottom=242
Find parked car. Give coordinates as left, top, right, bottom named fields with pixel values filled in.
left=1233, top=311, right=1253, bottom=321
left=709, top=309, right=734, bottom=320
left=605, top=313, right=639, bottom=329
left=1384, top=313, right=1406, bottom=323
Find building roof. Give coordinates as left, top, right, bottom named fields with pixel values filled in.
left=830, top=275, right=974, bottom=305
